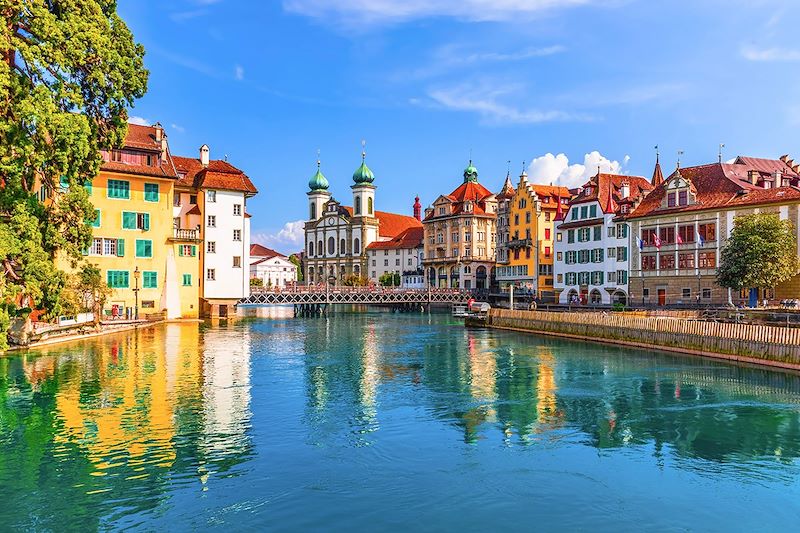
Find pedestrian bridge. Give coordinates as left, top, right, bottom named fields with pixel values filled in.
left=239, top=287, right=472, bottom=306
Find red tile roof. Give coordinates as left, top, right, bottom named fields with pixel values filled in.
left=570, top=173, right=652, bottom=214
left=424, top=180, right=496, bottom=220
left=173, top=156, right=258, bottom=194
left=366, top=226, right=424, bottom=250
left=100, top=123, right=179, bottom=179
left=496, top=174, right=515, bottom=199
left=250, top=243, right=284, bottom=258
left=628, top=158, right=800, bottom=219
left=341, top=206, right=422, bottom=237
left=124, top=123, right=164, bottom=151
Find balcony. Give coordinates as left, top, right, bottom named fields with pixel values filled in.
left=507, top=238, right=532, bottom=249
left=171, top=228, right=202, bottom=242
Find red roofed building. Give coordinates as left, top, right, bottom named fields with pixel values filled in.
left=554, top=172, right=653, bottom=305
left=303, top=150, right=422, bottom=284
left=366, top=227, right=426, bottom=287
left=422, top=162, right=498, bottom=289
left=627, top=155, right=800, bottom=307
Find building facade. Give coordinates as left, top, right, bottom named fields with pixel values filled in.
left=495, top=170, right=570, bottom=301
left=249, top=244, right=298, bottom=288
left=366, top=227, right=424, bottom=284
left=554, top=172, right=653, bottom=305
left=627, top=156, right=800, bottom=306
left=304, top=154, right=421, bottom=285
left=423, top=162, right=498, bottom=289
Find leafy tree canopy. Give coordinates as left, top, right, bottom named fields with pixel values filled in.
left=0, top=1, right=147, bottom=332
left=717, top=213, right=799, bottom=291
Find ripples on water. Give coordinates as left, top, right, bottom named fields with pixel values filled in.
left=1, top=311, right=800, bottom=531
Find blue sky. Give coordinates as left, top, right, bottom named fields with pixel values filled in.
left=120, top=0, right=800, bottom=254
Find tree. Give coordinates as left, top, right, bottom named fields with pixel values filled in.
left=379, top=272, right=400, bottom=287
left=343, top=274, right=368, bottom=287
left=250, top=277, right=263, bottom=288
left=288, top=254, right=303, bottom=282
left=717, top=213, right=799, bottom=298
left=0, top=2, right=147, bottom=338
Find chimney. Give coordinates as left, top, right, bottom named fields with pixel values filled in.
left=153, top=122, right=168, bottom=158
left=200, top=144, right=210, bottom=167
left=413, top=196, right=422, bottom=221
left=747, top=170, right=758, bottom=185
left=620, top=180, right=630, bottom=199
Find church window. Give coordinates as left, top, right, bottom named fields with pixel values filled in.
left=328, top=237, right=335, bottom=255
left=367, top=197, right=373, bottom=214
left=340, top=238, right=346, bottom=255
left=310, top=203, right=316, bottom=219
left=355, top=196, right=361, bottom=215
left=317, top=240, right=323, bottom=256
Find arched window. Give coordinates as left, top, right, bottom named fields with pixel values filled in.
left=354, top=265, right=360, bottom=275
left=354, top=238, right=361, bottom=255
left=340, top=238, right=346, bottom=255
left=367, top=197, right=373, bottom=215
left=310, top=202, right=316, bottom=219
left=308, top=268, right=314, bottom=282
left=317, top=240, right=323, bottom=256
left=308, top=241, right=314, bottom=256
left=328, top=237, right=335, bottom=255
left=355, top=196, right=361, bottom=215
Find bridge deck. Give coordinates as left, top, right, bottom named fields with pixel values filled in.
left=240, top=288, right=472, bottom=306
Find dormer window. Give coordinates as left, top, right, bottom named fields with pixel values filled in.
left=584, top=186, right=593, bottom=196
left=678, top=190, right=688, bottom=206
left=664, top=175, right=694, bottom=209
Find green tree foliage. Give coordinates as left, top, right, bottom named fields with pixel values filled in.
left=342, top=274, right=368, bottom=287
left=717, top=213, right=799, bottom=291
left=288, top=254, right=303, bottom=281
left=250, top=277, right=264, bottom=287
left=0, top=2, right=147, bottom=335
left=379, top=272, right=400, bottom=287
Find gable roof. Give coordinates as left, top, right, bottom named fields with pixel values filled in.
left=628, top=157, right=800, bottom=219
left=172, top=155, right=258, bottom=194
left=100, top=123, right=179, bottom=179
left=570, top=173, right=652, bottom=213
left=424, top=179, right=496, bottom=220
left=250, top=243, right=284, bottom=258
left=366, top=226, right=424, bottom=250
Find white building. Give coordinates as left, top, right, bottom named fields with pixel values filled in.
left=366, top=227, right=424, bottom=285
left=249, top=244, right=297, bottom=287
left=304, top=153, right=421, bottom=284
left=554, top=172, right=652, bottom=305
left=173, top=146, right=257, bottom=318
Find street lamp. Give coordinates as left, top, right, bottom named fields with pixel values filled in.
left=133, top=266, right=140, bottom=321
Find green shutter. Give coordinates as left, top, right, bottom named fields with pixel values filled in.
left=136, top=239, right=153, bottom=258
left=84, top=180, right=93, bottom=195
left=143, top=271, right=158, bottom=288
left=178, top=245, right=184, bottom=257
left=142, top=213, right=150, bottom=231
left=92, top=209, right=101, bottom=228
left=191, top=245, right=197, bottom=257
left=144, top=183, right=159, bottom=202
left=59, top=175, right=69, bottom=191
left=117, top=239, right=125, bottom=257
left=182, top=274, right=192, bottom=286
left=122, top=211, right=136, bottom=229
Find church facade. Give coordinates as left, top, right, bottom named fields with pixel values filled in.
left=303, top=153, right=421, bottom=284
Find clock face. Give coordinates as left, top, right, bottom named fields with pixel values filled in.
left=327, top=218, right=335, bottom=226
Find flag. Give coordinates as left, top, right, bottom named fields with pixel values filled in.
left=676, top=233, right=683, bottom=244
left=637, top=238, right=644, bottom=251
left=697, top=229, right=705, bottom=246
left=654, top=235, right=662, bottom=249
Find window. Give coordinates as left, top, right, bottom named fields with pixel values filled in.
left=135, top=239, right=153, bottom=258
left=178, top=244, right=197, bottom=257
left=591, top=248, right=603, bottom=263
left=384, top=259, right=389, bottom=267
left=571, top=209, right=578, bottom=221
left=144, top=183, right=159, bottom=202
left=208, top=215, right=216, bottom=227
left=617, top=270, right=628, bottom=284
left=643, top=288, right=650, bottom=298
left=616, top=247, right=627, bottom=261
left=608, top=247, right=616, bottom=258
left=452, top=232, right=459, bottom=242
left=608, top=271, right=617, bottom=283
left=354, top=238, right=361, bottom=254
left=182, top=274, right=192, bottom=286
left=544, top=246, right=551, bottom=257
left=207, top=241, right=216, bottom=253
left=545, top=212, right=551, bottom=222
left=107, top=179, right=130, bottom=199
left=568, top=230, right=575, bottom=243
left=592, top=271, right=604, bottom=285
left=678, top=190, right=688, bottom=206
left=566, top=272, right=577, bottom=285
left=566, top=251, right=576, bottom=264
left=557, top=232, right=562, bottom=242
left=525, top=212, right=531, bottom=223
left=578, top=228, right=591, bottom=242
left=698, top=223, right=716, bottom=243
left=578, top=272, right=590, bottom=285
left=682, top=288, right=691, bottom=299
left=608, top=226, right=615, bottom=238
left=667, top=192, right=676, bottom=208
left=641, top=255, right=657, bottom=271
left=328, top=237, right=335, bottom=255
left=143, top=271, right=158, bottom=289
left=659, top=253, right=675, bottom=269
left=702, top=288, right=712, bottom=299
left=678, top=225, right=695, bottom=243
left=340, top=238, right=346, bottom=254
left=578, top=250, right=590, bottom=263
left=593, top=226, right=601, bottom=241
left=616, top=223, right=628, bottom=239
left=659, top=227, right=675, bottom=245
left=545, top=228, right=551, bottom=240
left=678, top=252, right=695, bottom=269
left=189, top=194, right=198, bottom=205
left=104, top=238, right=119, bottom=256
left=207, top=268, right=216, bottom=281
left=107, top=270, right=129, bottom=288
left=557, top=274, right=563, bottom=283
left=233, top=256, right=241, bottom=268
left=233, top=204, right=242, bottom=216
left=589, top=205, right=597, bottom=218
left=174, top=194, right=181, bottom=207
left=367, top=197, right=373, bottom=214
left=310, top=203, right=316, bottom=219
left=396, top=258, right=400, bottom=266
left=233, top=229, right=242, bottom=241
left=699, top=251, right=717, bottom=268
left=91, top=209, right=101, bottom=228
left=122, top=211, right=150, bottom=231
left=641, top=228, right=657, bottom=246
left=207, top=190, right=216, bottom=203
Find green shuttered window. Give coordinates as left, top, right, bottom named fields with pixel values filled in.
left=122, top=211, right=150, bottom=231
left=107, top=270, right=129, bottom=288
left=182, top=274, right=192, bottom=286
left=144, top=183, right=159, bottom=202
left=135, top=239, right=153, bottom=258
left=108, top=179, right=130, bottom=199
left=143, top=271, right=158, bottom=289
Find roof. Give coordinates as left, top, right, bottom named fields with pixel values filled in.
left=173, top=156, right=258, bottom=195
left=529, top=184, right=572, bottom=205
left=496, top=174, right=516, bottom=199
left=651, top=157, right=664, bottom=187
left=424, top=179, right=496, bottom=220
left=100, top=123, right=179, bottom=179
left=628, top=157, right=800, bottom=219
left=570, top=173, right=652, bottom=214
left=250, top=243, right=284, bottom=258
left=366, top=227, right=424, bottom=250
left=251, top=256, right=295, bottom=266
left=339, top=206, right=422, bottom=238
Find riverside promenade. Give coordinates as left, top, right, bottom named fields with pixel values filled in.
left=486, top=309, right=800, bottom=371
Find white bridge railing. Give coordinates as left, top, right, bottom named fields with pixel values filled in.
left=240, top=287, right=473, bottom=306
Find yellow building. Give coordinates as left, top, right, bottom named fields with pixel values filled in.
left=75, top=123, right=200, bottom=319
left=495, top=171, right=570, bottom=302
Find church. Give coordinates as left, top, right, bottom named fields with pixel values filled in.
left=304, top=151, right=422, bottom=284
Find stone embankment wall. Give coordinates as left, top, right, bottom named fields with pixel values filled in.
left=488, top=309, right=800, bottom=371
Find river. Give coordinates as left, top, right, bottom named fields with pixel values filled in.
left=1, top=311, right=799, bottom=531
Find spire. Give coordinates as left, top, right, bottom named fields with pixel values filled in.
left=497, top=171, right=515, bottom=199
left=651, top=146, right=664, bottom=187
left=352, top=140, right=375, bottom=184
left=413, top=195, right=422, bottom=221
left=604, top=176, right=616, bottom=214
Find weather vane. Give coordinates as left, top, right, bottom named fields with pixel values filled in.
left=677, top=150, right=684, bottom=169
left=361, top=139, right=366, bottom=161
left=718, top=143, right=725, bottom=163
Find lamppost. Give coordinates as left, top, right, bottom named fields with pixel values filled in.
left=133, top=266, right=140, bottom=321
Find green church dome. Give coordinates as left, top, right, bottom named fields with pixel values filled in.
left=352, top=150, right=375, bottom=184
left=463, top=161, right=479, bottom=183
left=308, top=163, right=329, bottom=191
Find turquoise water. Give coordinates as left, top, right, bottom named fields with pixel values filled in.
left=1, top=312, right=800, bottom=531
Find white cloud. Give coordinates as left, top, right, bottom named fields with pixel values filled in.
left=253, top=220, right=306, bottom=254
left=128, top=116, right=151, bottom=126
left=171, top=123, right=186, bottom=133
left=408, top=44, right=565, bottom=80
left=235, top=65, right=245, bottom=80
left=527, top=151, right=628, bottom=188
left=427, top=83, right=593, bottom=125
left=741, top=44, right=800, bottom=62
left=283, top=0, right=595, bottom=25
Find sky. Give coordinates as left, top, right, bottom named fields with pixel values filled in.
left=119, top=0, right=800, bottom=254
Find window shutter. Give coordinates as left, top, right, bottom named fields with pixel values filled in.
left=143, top=213, right=150, bottom=231
left=191, top=245, right=197, bottom=257
left=117, top=239, right=125, bottom=257
left=122, top=212, right=136, bottom=229
left=178, top=245, right=184, bottom=257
